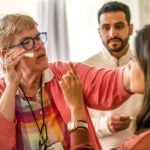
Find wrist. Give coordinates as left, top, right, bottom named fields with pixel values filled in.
left=67, top=120, right=88, bottom=132
left=70, top=107, right=86, bottom=121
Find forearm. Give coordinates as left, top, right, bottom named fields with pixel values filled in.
left=0, top=83, right=17, bottom=122
left=70, top=107, right=86, bottom=121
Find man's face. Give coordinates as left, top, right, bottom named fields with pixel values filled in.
left=98, top=11, right=133, bottom=53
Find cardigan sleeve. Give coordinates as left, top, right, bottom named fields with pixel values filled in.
left=0, top=113, right=16, bottom=150
left=70, top=128, right=94, bottom=150
left=76, top=63, right=131, bottom=110
left=50, top=61, right=131, bottom=111
left=0, top=79, right=16, bottom=149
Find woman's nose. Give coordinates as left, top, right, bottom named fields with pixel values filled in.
left=34, top=40, right=43, bottom=50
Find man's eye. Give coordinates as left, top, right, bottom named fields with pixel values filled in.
left=115, top=24, right=125, bottom=29
left=102, top=26, right=110, bottom=31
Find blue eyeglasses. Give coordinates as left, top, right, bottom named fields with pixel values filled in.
left=6, top=32, right=47, bottom=50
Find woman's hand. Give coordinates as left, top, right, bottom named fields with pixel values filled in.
left=1, top=48, right=25, bottom=87
left=59, top=62, right=85, bottom=120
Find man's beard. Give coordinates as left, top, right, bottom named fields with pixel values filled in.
left=103, top=36, right=129, bottom=52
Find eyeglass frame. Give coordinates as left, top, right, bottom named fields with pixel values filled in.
left=4, top=32, right=47, bottom=51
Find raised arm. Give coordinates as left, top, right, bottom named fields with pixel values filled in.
left=122, top=64, right=131, bottom=93
left=59, top=62, right=94, bottom=149
left=0, top=48, right=25, bottom=149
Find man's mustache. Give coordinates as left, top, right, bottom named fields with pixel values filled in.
left=107, top=37, right=122, bottom=43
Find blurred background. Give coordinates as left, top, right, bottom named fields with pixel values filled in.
left=0, top=0, right=150, bottom=62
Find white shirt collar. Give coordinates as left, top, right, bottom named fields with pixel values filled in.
left=16, top=67, right=54, bottom=94
left=42, top=67, right=54, bottom=86
left=101, top=46, right=131, bottom=63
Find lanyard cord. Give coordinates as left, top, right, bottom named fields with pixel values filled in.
left=19, top=78, right=48, bottom=147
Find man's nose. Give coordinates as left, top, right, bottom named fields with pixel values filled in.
left=108, top=27, right=118, bottom=37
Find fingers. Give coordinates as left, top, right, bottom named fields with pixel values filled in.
left=68, top=62, right=79, bottom=79
left=111, top=115, right=131, bottom=124
left=108, top=114, right=132, bottom=132
left=3, top=55, right=23, bottom=72
left=61, top=62, right=78, bottom=85
left=59, top=62, right=81, bottom=93
left=1, top=49, right=25, bottom=72
left=68, top=62, right=76, bottom=73
left=60, top=72, right=76, bottom=89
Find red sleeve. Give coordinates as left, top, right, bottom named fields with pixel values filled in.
left=50, top=61, right=131, bottom=110
left=70, top=128, right=94, bottom=150
left=0, top=113, right=16, bottom=150
left=0, top=78, right=16, bottom=149
left=76, top=63, right=131, bottom=110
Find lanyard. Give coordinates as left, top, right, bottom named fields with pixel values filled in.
left=19, top=79, right=49, bottom=149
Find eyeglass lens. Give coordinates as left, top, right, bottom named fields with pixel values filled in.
left=22, top=32, right=47, bottom=50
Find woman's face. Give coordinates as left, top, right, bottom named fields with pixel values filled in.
left=128, top=50, right=145, bottom=93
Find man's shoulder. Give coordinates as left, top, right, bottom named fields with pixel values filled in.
left=84, top=51, right=101, bottom=61
left=83, top=52, right=104, bottom=66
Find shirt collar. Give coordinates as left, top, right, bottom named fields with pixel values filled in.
left=42, top=67, right=54, bottom=86
left=16, top=67, right=54, bottom=95
left=102, top=46, right=131, bottom=62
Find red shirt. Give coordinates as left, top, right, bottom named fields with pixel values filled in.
left=0, top=61, right=130, bottom=150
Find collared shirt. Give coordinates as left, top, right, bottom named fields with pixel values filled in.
left=84, top=46, right=132, bottom=68
left=84, top=48, right=143, bottom=150
left=15, top=68, right=69, bottom=150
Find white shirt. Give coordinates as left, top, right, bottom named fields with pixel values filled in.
left=84, top=47, right=143, bottom=150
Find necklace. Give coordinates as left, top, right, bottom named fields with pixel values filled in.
left=19, top=79, right=50, bottom=149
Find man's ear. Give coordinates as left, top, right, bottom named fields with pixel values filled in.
left=129, top=24, right=134, bottom=35
left=98, top=27, right=102, bottom=38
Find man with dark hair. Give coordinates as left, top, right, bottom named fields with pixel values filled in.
left=84, top=1, right=143, bottom=149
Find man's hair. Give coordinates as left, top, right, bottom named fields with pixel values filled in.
left=0, top=14, right=38, bottom=50
left=97, top=1, right=131, bottom=25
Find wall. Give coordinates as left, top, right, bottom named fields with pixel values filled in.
left=66, top=0, right=141, bottom=61
left=0, top=0, right=38, bottom=21
left=138, top=0, right=150, bottom=27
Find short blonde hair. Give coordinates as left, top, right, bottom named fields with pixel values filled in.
left=0, top=13, right=38, bottom=50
